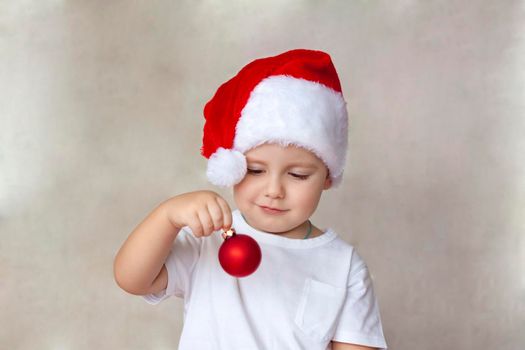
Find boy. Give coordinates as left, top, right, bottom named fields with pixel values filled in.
left=114, top=49, right=387, bottom=349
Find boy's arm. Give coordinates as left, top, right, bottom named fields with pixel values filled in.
left=331, top=341, right=378, bottom=350
left=113, top=200, right=178, bottom=295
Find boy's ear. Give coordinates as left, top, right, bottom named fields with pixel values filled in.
left=323, top=173, right=332, bottom=190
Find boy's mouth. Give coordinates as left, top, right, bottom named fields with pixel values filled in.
left=258, top=205, right=288, bottom=214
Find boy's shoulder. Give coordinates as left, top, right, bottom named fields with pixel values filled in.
left=324, top=229, right=368, bottom=268
left=324, top=228, right=355, bottom=250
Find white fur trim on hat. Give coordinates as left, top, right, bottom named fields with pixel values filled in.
left=234, top=75, right=348, bottom=187
left=206, top=147, right=247, bottom=187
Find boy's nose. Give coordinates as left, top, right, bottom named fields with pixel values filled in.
left=264, top=176, right=285, bottom=199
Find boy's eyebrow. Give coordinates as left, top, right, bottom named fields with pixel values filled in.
left=246, top=158, right=319, bottom=169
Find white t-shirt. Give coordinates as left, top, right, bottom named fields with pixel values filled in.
left=143, top=210, right=387, bottom=349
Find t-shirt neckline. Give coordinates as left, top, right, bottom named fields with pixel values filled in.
left=232, top=210, right=337, bottom=249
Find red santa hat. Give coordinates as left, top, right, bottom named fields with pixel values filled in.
left=201, top=48, right=348, bottom=188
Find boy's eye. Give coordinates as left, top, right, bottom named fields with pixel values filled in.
left=290, top=173, right=310, bottom=180
left=247, top=169, right=309, bottom=180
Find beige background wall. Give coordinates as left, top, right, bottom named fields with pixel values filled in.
left=1, top=1, right=524, bottom=349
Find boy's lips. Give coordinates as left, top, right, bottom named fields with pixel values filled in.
left=258, top=205, right=288, bottom=214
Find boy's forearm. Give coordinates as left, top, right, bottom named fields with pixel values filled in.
left=113, top=200, right=179, bottom=295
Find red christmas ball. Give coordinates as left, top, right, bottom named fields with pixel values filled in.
left=219, top=229, right=261, bottom=277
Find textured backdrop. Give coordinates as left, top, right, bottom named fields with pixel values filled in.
left=1, top=1, right=524, bottom=349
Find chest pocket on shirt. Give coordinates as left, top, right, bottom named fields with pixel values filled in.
left=294, top=278, right=347, bottom=342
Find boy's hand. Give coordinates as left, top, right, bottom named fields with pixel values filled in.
left=163, top=190, right=233, bottom=238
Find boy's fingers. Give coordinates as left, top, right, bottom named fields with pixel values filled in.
left=215, top=196, right=232, bottom=230
left=188, top=213, right=204, bottom=237
left=207, top=201, right=224, bottom=231
left=197, top=208, right=214, bottom=236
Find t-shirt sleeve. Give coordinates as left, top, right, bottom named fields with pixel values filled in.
left=142, top=227, right=201, bottom=305
left=331, top=250, right=388, bottom=349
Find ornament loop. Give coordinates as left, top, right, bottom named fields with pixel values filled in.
left=221, top=227, right=236, bottom=240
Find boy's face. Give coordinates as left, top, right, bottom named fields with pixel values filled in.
left=233, top=143, right=332, bottom=238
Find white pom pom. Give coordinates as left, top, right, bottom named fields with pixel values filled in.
left=206, top=148, right=247, bottom=187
